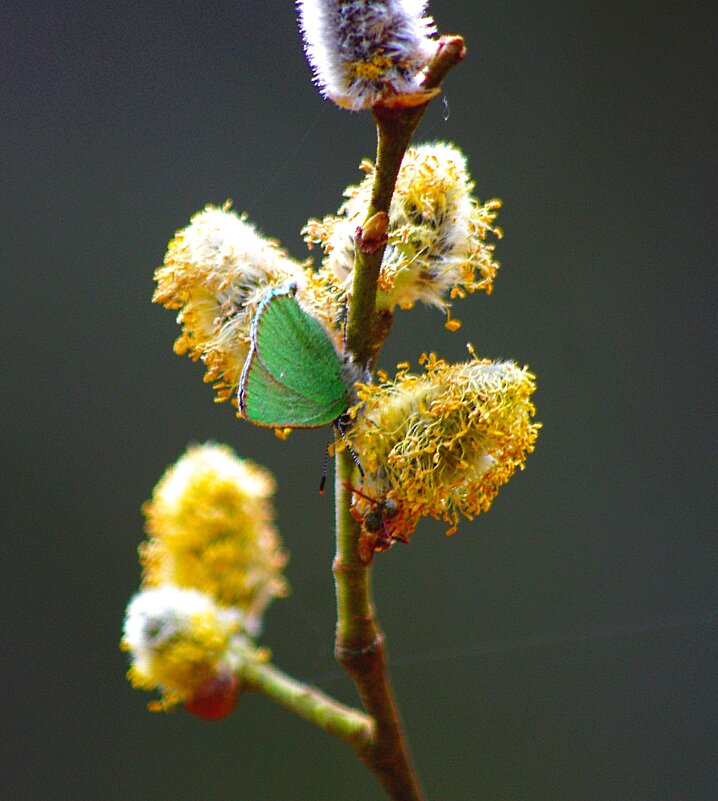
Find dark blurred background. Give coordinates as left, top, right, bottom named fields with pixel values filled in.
left=3, top=2, right=716, bottom=799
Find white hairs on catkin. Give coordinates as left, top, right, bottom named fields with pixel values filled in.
left=297, top=0, right=437, bottom=110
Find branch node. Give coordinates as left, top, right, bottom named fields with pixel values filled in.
left=356, top=212, right=390, bottom=254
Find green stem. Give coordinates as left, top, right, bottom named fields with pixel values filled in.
left=333, top=35, right=466, bottom=801
left=347, top=35, right=467, bottom=369
left=334, top=448, right=425, bottom=801
left=243, top=659, right=373, bottom=751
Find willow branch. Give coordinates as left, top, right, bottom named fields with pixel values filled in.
left=334, top=34, right=466, bottom=801
left=243, top=659, right=374, bottom=751
left=334, top=448, right=424, bottom=801
left=347, top=35, right=467, bottom=368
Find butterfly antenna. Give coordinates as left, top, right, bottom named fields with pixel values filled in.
left=335, top=417, right=365, bottom=481
left=318, top=431, right=332, bottom=494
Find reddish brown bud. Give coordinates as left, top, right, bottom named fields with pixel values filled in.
left=184, top=673, right=241, bottom=721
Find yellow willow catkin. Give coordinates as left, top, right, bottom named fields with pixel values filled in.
left=140, top=443, right=288, bottom=635
left=305, top=142, right=501, bottom=320
left=351, top=354, right=540, bottom=535
left=121, top=585, right=242, bottom=711
left=153, top=205, right=306, bottom=403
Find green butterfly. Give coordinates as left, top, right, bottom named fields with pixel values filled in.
left=239, top=282, right=355, bottom=429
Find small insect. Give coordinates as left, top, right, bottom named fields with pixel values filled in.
left=346, top=482, right=409, bottom=563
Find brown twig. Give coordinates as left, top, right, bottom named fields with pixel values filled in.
left=334, top=35, right=466, bottom=801
left=346, top=35, right=467, bottom=369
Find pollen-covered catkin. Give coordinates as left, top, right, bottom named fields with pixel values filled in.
left=140, top=442, right=288, bottom=635
left=153, top=206, right=305, bottom=403
left=351, top=355, right=540, bottom=535
left=305, top=142, right=501, bottom=315
left=121, top=585, right=243, bottom=711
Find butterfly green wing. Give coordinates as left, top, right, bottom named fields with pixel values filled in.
left=238, top=287, right=350, bottom=428
left=240, top=351, right=349, bottom=427
left=254, top=290, right=348, bottom=404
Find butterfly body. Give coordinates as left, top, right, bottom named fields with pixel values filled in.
left=239, top=283, right=354, bottom=429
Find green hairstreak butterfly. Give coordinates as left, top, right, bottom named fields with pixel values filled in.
left=239, top=282, right=355, bottom=429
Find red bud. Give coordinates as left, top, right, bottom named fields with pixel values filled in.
left=184, top=674, right=240, bottom=721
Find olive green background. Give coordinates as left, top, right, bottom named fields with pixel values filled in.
left=3, top=2, right=716, bottom=799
